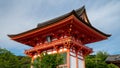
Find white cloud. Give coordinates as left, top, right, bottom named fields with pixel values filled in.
left=0, top=0, right=120, bottom=55
left=85, top=0, right=120, bottom=55
left=87, top=0, right=120, bottom=33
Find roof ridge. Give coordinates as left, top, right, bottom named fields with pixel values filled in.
left=37, top=6, right=85, bottom=28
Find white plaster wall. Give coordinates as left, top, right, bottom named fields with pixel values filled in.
left=78, top=58, right=84, bottom=68
left=70, top=56, right=76, bottom=68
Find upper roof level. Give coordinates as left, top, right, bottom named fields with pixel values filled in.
left=37, top=6, right=91, bottom=28
left=8, top=6, right=111, bottom=46
left=8, top=6, right=110, bottom=38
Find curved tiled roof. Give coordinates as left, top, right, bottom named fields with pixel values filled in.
left=37, top=6, right=90, bottom=28
left=106, top=55, right=120, bottom=62
left=8, top=6, right=111, bottom=39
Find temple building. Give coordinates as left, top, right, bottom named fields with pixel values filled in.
left=106, top=55, right=120, bottom=68
left=8, top=6, right=110, bottom=68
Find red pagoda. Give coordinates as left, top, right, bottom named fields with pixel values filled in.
left=8, top=6, right=110, bottom=68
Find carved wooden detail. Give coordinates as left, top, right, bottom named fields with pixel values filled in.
left=24, top=37, right=92, bottom=57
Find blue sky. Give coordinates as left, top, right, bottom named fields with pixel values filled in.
left=0, top=0, right=120, bottom=56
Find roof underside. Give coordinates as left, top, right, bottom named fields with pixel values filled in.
left=8, top=6, right=111, bottom=40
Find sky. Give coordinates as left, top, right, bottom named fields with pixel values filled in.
left=0, top=0, right=120, bottom=56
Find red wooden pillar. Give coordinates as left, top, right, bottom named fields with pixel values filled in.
left=76, top=51, right=78, bottom=68
left=67, top=49, right=70, bottom=68
left=30, top=57, right=34, bottom=68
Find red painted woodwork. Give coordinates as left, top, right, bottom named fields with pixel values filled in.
left=24, top=37, right=92, bottom=57
left=8, top=6, right=110, bottom=68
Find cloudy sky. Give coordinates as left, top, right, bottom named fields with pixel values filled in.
left=0, top=0, right=120, bottom=56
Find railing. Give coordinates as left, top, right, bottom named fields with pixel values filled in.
left=25, top=37, right=72, bottom=53
left=25, top=37, right=92, bottom=55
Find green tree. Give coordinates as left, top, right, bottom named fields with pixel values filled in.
left=0, top=48, right=31, bottom=68
left=96, top=51, right=108, bottom=61
left=0, top=48, right=20, bottom=68
left=85, top=51, right=118, bottom=68
left=33, top=53, right=64, bottom=68
left=107, top=63, right=119, bottom=68
left=17, top=56, right=31, bottom=68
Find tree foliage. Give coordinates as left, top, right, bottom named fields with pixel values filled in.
left=17, top=56, right=31, bottom=68
left=107, top=63, right=119, bottom=68
left=0, top=48, right=19, bottom=68
left=0, top=48, right=30, bottom=68
left=96, top=51, right=108, bottom=61
left=33, top=53, right=64, bottom=68
left=0, top=48, right=119, bottom=68
left=85, top=51, right=119, bottom=68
